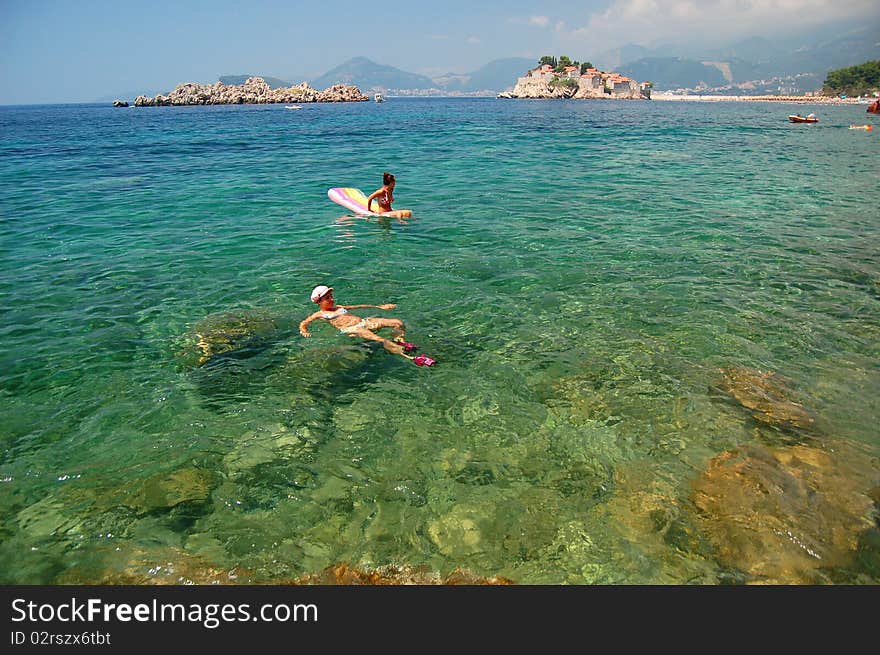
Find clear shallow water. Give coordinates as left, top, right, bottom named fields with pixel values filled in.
left=1, top=99, right=878, bottom=584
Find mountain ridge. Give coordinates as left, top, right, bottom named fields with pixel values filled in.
left=310, top=56, right=437, bottom=92
left=218, top=75, right=293, bottom=88
left=103, top=21, right=880, bottom=102
left=306, top=56, right=536, bottom=94
left=607, top=19, right=879, bottom=92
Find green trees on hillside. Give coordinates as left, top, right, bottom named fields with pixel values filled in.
left=823, top=60, right=880, bottom=96
left=538, top=55, right=593, bottom=74
left=549, top=78, right=579, bottom=90
left=555, top=56, right=573, bottom=72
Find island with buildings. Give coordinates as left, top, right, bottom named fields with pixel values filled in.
left=501, top=57, right=650, bottom=100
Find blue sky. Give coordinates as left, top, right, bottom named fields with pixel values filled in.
left=1, top=0, right=878, bottom=104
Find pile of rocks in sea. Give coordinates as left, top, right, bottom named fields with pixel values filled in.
left=134, top=77, right=368, bottom=106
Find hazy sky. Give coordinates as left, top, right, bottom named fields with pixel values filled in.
left=1, top=0, right=878, bottom=104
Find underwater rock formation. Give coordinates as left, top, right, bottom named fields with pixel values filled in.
left=57, top=546, right=250, bottom=585
left=715, top=366, right=815, bottom=432
left=692, top=442, right=877, bottom=583
left=189, top=309, right=278, bottom=365
left=125, top=467, right=218, bottom=515
left=292, top=563, right=513, bottom=585
left=61, top=557, right=513, bottom=585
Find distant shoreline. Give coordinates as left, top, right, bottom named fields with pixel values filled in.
left=651, top=93, right=872, bottom=105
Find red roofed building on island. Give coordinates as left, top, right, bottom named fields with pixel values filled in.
left=527, top=64, right=557, bottom=81
left=606, top=74, right=639, bottom=96
left=513, top=61, right=647, bottom=99
left=579, top=69, right=603, bottom=92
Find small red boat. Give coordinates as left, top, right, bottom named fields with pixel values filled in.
left=789, top=114, right=818, bottom=123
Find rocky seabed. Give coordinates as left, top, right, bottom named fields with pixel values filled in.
left=134, top=77, right=368, bottom=106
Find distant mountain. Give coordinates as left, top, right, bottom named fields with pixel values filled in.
left=608, top=19, right=880, bottom=92
left=618, top=58, right=727, bottom=90
left=307, top=56, right=537, bottom=94
left=614, top=20, right=879, bottom=74
left=310, top=57, right=436, bottom=92
left=618, top=56, right=764, bottom=89
left=460, top=57, right=536, bottom=92
left=773, top=25, right=879, bottom=77
left=704, top=20, right=880, bottom=76
left=430, top=72, right=469, bottom=92
left=618, top=55, right=826, bottom=93
left=219, top=75, right=292, bottom=88
left=116, top=21, right=878, bottom=104
left=595, top=44, right=650, bottom=70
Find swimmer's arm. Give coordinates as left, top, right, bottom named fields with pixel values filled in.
left=342, top=304, right=396, bottom=310
left=365, top=188, right=382, bottom=212
left=299, top=312, right=323, bottom=337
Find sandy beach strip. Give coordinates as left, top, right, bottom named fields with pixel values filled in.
left=651, top=93, right=872, bottom=105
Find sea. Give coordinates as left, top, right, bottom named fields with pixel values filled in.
left=1, top=98, right=878, bottom=585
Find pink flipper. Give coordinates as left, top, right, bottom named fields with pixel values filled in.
left=413, top=355, right=435, bottom=367
left=402, top=342, right=418, bottom=353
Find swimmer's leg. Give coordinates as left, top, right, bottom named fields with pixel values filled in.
left=379, top=210, right=412, bottom=221
left=349, top=328, right=413, bottom=360
left=363, top=317, right=406, bottom=342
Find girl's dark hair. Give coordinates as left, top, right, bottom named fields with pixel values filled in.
left=383, top=171, right=395, bottom=185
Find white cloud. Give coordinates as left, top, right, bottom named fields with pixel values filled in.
left=569, top=0, right=879, bottom=46
left=467, top=36, right=481, bottom=44
left=529, top=15, right=551, bottom=27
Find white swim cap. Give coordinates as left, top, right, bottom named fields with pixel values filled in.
left=310, top=285, right=333, bottom=302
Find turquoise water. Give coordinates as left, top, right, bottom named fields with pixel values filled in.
left=1, top=99, right=878, bottom=584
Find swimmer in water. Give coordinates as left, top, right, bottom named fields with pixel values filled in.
left=299, top=285, right=434, bottom=365
left=365, top=172, right=412, bottom=220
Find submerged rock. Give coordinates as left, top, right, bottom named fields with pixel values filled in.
left=60, top=552, right=511, bottom=585
left=57, top=545, right=249, bottom=585
left=427, top=503, right=486, bottom=557
left=16, top=495, right=85, bottom=539
left=189, top=309, right=278, bottom=365
left=292, top=563, right=513, bottom=585
left=265, top=343, right=373, bottom=393
left=125, top=467, right=218, bottom=515
left=692, top=442, right=877, bottom=583
left=715, top=366, right=816, bottom=432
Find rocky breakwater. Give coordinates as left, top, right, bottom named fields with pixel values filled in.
left=134, top=76, right=368, bottom=106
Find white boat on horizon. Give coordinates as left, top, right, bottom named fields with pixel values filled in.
left=285, top=105, right=302, bottom=110
left=374, top=94, right=384, bottom=103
